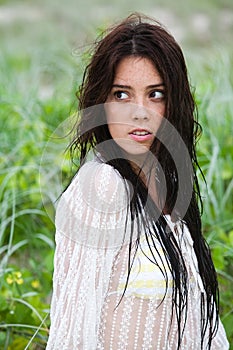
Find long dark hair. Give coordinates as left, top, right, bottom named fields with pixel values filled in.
left=70, top=13, right=219, bottom=349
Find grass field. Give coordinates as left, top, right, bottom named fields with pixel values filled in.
left=0, top=0, right=233, bottom=348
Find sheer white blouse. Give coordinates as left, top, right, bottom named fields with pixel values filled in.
left=46, top=159, right=229, bottom=350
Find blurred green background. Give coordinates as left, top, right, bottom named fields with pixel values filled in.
left=0, top=0, right=233, bottom=348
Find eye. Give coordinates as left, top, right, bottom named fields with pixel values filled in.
left=149, top=90, right=164, bottom=99
left=113, top=91, right=129, bottom=100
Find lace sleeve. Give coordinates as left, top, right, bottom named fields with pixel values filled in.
left=211, top=319, right=230, bottom=349
left=46, top=160, right=130, bottom=350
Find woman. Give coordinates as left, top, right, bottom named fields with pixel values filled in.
left=46, top=13, right=229, bottom=349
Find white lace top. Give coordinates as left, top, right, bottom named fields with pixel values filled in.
left=46, top=159, right=229, bottom=350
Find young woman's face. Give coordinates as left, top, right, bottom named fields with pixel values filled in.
left=105, top=56, right=165, bottom=155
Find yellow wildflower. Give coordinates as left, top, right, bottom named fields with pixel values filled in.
left=6, top=271, right=24, bottom=285
left=16, top=278, right=24, bottom=285
left=15, top=272, right=22, bottom=279
left=6, top=275, right=14, bottom=284
left=31, top=280, right=40, bottom=289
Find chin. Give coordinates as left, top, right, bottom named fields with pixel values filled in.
left=121, top=148, right=152, bottom=167
left=115, top=140, right=150, bottom=155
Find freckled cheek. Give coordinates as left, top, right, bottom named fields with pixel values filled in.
left=152, top=101, right=165, bottom=117
left=161, top=105, right=166, bottom=117
left=105, top=103, right=133, bottom=124
left=152, top=104, right=165, bottom=127
left=151, top=106, right=165, bottom=127
left=107, top=124, right=127, bottom=140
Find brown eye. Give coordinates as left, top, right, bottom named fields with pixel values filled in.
left=114, top=91, right=128, bottom=100
left=150, top=90, right=164, bottom=99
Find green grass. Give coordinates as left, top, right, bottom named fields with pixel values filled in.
left=193, top=53, right=233, bottom=345
left=0, top=0, right=233, bottom=348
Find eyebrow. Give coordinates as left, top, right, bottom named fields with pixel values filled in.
left=112, top=83, right=165, bottom=90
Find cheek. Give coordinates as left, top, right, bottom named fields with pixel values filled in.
left=107, top=124, right=124, bottom=139
left=105, top=103, right=131, bottom=139
left=151, top=109, right=164, bottom=131
left=153, top=101, right=165, bottom=119
left=161, top=104, right=166, bottom=118
left=153, top=103, right=165, bottom=129
left=105, top=102, right=132, bottom=124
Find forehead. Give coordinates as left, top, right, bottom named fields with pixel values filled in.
left=113, top=56, right=162, bottom=84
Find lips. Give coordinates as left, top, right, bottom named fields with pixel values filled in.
left=131, top=130, right=150, bottom=136
left=129, top=128, right=152, bottom=135
left=129, top=128, right=153, bottom=142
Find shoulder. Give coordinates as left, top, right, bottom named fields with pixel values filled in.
left=79, top=159, right=124, bottom=190
left=78, top=159, right=127, bottom=195
left=63, top=159, right=130, bottom=211
left=55, top=159, right=132, bottom=247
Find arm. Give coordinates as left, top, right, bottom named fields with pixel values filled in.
left=46, top=161, right=130, bottom=350
left=211, top=319, right=229, bottom=349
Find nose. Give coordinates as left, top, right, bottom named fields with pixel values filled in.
left=131, top=103, right=149, bottom=121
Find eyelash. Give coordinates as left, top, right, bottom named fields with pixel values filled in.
left=149, top=90, right=165, bottom=99
left=113, top=91, right=128, bottom=99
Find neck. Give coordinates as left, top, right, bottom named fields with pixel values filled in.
left=128, top=155, right=168, bottom=214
